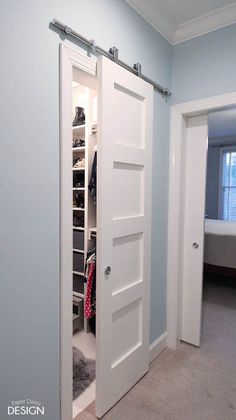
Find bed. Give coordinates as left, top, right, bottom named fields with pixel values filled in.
left=204, top=219, right=236, bottom=277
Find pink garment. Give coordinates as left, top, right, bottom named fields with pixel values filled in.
left=84, top=262, right=96, bottom=318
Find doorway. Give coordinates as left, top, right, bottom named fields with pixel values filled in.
left=167, top=92, right=236, bottom=349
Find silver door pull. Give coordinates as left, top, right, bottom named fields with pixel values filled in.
left=104, top=266, right=111, bottom=275
left=192, top=242, right=199, bottom=249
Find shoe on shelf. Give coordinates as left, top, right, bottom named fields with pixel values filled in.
left=73, top=215, right=84, bottom=227
left=73, top=138, right=85, bottom=148
left=73, top=107, right=85, bottom=127
left=74, top=193, right=84, bottom=208
left=73, top=158, right=85, bottom=169
left=73, top=139, right=79, bottom=148
left=74, top=181, right=84, bottom=188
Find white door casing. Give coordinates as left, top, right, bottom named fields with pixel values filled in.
left=167, top=92, right=236, bottom=350
left=96, top=56, right=153, bottom=418
left=180, top=115, right=208, bottom=346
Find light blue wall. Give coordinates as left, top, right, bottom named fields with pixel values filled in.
left=0, top=1, right=171, bottom=418
left=171, top=24, right=236, bottom=104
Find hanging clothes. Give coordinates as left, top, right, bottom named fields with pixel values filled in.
left=88, top=151, right=97, bottom=205
left=84, top=252, right=96, bottom=319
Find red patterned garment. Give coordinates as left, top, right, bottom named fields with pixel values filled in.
left=84, top=261, right=96, bottom=318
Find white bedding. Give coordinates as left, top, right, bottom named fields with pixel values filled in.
left=204, top=219, right=236, bottom=269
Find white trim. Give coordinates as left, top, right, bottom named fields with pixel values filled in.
left=174, top=3, right=236, bottom=45
left=125, top=0, right=236, bottom=45
left=167, top=91, right=236, bottom=349
left=124, top=0, right=175, bottom=44
left=60, top=43, right=96, bottom=420
left=149, top=332, right=167, bottom=363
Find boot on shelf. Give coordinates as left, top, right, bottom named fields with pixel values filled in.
left=73, top=107, right=85, bottom=127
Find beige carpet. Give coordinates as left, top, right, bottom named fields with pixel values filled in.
left=76, top=281, right=236, bottom=420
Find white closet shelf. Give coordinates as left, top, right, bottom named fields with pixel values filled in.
left=73, top=291, right=84, bottom=299
left=73, top=147, right=85, bottom=152
left=73, top=226, right=85, bottom=231
left=73, top=270, right=84, bottom=276
left=73, top=187, right=85, bottom=191
left=73, top=167, right=85, bottom=171
left=73, top=207, right=85, bottom=211
left=73, top=313, right=81, bottom=321
left=73, top=248, right=85, bottom=253
left=72, top=124, right=85, bottom=130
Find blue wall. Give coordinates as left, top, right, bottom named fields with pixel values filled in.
left=171, top=24, right=236, bottom=104
left=0, top=1, right=171, bottom=418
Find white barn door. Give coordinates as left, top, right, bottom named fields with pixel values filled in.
left=96, top=56, right=153, bottom=418
left=181, top=115, right=208, bottom=346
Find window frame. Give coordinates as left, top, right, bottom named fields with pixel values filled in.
left=218, top=145, right=236, bottom=220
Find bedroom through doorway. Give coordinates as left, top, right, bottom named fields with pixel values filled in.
left=203, top=106, right=236, bottom=353
left=174, top=106, right=236, bottom=350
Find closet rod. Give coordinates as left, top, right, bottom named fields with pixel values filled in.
left=51, top=18, right=171, bottom=97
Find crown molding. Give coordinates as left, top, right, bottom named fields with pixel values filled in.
left=124, top=0, right=176, bottom=44
left=174, top=3, right=236, bottom=44
left=125, top=0, right=236, bottom=45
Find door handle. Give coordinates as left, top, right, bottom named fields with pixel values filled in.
left=104, top=266, right=111, bottom=276
left=192, top=242, right=199, bottom=249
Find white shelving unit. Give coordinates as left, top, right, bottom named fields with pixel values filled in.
left=72, top=76, right=97, bottom=334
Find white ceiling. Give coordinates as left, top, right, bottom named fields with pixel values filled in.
left=125, top=0, right=236, bottom=44
left=209, top=108, right=236, bottom=138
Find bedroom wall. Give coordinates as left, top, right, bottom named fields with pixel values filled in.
left=0, top=1, right=171, bottom=418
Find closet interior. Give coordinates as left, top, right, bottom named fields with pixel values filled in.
left=72, top=66, right=97, bottom=418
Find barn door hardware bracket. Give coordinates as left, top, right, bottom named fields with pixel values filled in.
left=133, top=63, right=142, bottom=77
left=51, top=18, right=171, bottom=97
left=109, top=47, right=119, bottom=61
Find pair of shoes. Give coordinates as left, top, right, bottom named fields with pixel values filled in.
left=73, top=158, right=85, bottom=168
left=73, top=138, right=85, bottom=148
left=73, top=107, right=85, bottom=126
left=74, top=181, right=84, bottom=188
left=74, top=193, right=84, bottom=208
left=73, top=215, right=84, bottom=227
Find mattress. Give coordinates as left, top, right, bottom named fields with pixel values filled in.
left=204, top=219, right=236, bottom=269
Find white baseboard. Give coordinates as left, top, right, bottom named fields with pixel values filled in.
left=149, top=332, right=168, bottom=363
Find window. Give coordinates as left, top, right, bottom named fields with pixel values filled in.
left=220, top=148, right=236, bottom=220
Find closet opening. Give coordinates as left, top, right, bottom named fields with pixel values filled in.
left=72, top=66, right=97, bottom=419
